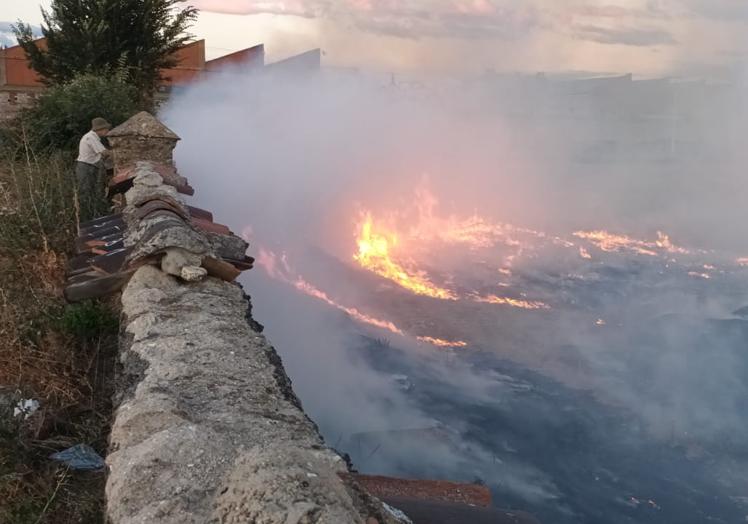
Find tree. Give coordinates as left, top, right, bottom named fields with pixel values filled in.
left=13, top=0, right=197, bottom=103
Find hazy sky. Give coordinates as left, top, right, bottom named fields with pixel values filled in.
left=3, top=0, right=748, bottom=77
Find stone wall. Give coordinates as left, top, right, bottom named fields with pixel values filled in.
left=100, top=113, right=403, bottom=524
left=0, top=88, right=39, bottom=122
left=111, top=265, right=398, bottom=523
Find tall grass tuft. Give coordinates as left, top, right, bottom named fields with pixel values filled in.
left=0, top=150, right=78, bottom=255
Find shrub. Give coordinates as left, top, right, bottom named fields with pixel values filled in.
left=60, top=301, right=119, bottom=341
left=12, top=73, right=138, bottom=153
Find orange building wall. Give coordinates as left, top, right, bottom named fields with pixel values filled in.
left=1, top=38, right=46, bottom=87
left=1, top=38, right=208, bottom=88
left=161, top=40, right=206, bottom=86
left=2, top=38, right=312, bottom=90
left=206, top=44, right=264, bottom=72
left=3, top=58, right=44, bottom=86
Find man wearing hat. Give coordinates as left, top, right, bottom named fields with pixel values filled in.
left=75, top=117, right=111, bottom=211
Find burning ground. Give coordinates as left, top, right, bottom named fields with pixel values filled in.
left=163, top=69, right=748, bottom=523
left=249, top=192, right=748, bottom=523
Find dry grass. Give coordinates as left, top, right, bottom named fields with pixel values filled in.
left=0, top=152, right=117, bottom=523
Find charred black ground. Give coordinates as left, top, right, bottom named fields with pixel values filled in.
left=250, top=232, right=748, bottom=524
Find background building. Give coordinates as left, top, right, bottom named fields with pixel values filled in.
left=0, top=38, right=319, bottom=120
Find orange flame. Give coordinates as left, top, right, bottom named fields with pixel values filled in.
left=352, top=185, right=561, bottom=310
left=574, top=230, right=691, bottom=257
left=472, top=294, right=550, bottom=310
left=259, top=248, right=476, bottom=348
left=439, top=215, right=514, bottom=249
left=417, top=336, right=468, bottom=348
left=654, top=231, right=690, bottom=255
left=573, top=230, right=659, bottom=256
left=354, top=212, right=458, bottom=300
left=258, top=248, right=403, bottom=334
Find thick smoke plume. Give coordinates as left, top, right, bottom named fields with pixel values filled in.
left=162, top=64, right=748, bottom=521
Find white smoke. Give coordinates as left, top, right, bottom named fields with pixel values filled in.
left=161, top=62, right=748, bottom=520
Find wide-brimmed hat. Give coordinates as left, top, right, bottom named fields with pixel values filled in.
left=91, top=117, right=111, bottom=131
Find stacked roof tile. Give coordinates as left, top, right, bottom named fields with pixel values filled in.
left=64, top=112, right=253, bottom=302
